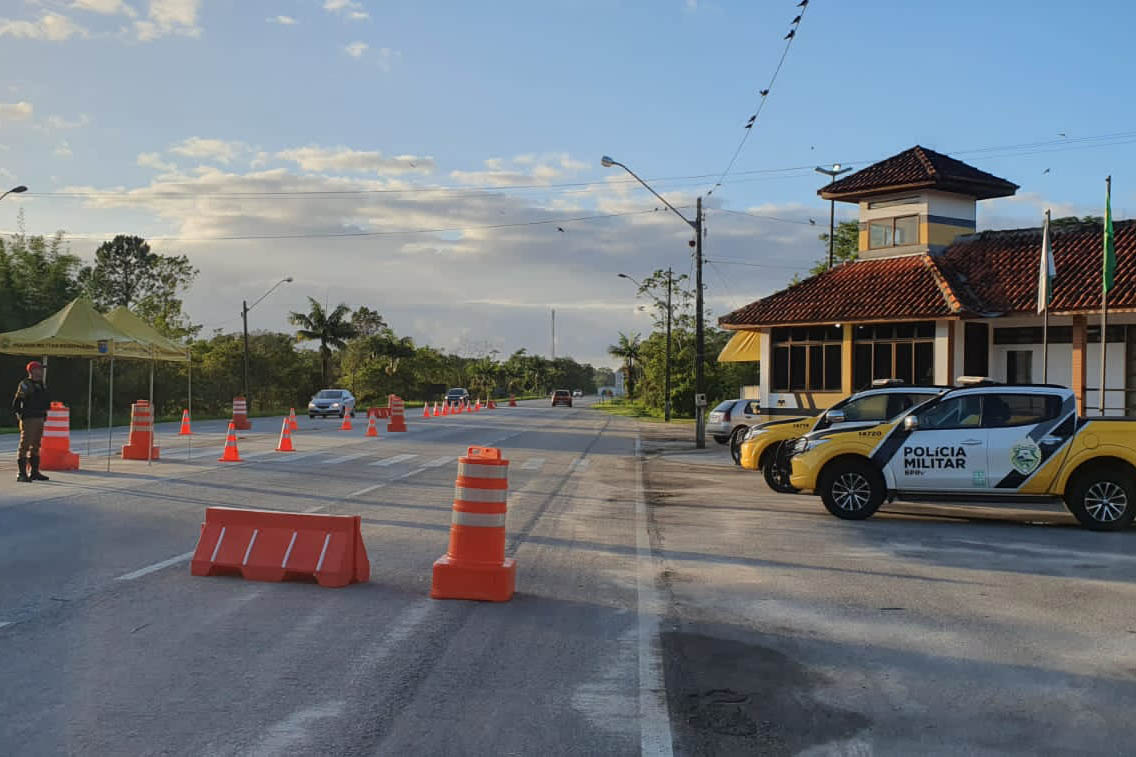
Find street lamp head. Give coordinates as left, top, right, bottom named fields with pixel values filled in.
left=617, top=273, right=629, bottom=279
left=831, top=163, right=841, bottom=172
left=600, top=155, right=615, bottom=168
left=283, top=277, right=294, bottom=283
left=10, top=185, right=27, bottom=194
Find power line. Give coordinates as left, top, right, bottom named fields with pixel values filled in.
left=705, top=258, right=805, bottom=270
left=712, top=207, right=817, bottom=226
left=706, top=0, right=809, bottom=196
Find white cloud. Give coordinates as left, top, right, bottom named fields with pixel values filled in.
left=54, top=140, right=73, bottom=158
left=71, top=0, right=137, bottom=17
left=324, top=0, right=369, bottom=20
left=137, top=151, right=175, bottom=172
left=169, top=136, right=245, bottom=164
left=0, top=101, right=35, bottom=121
left=451, top=153, right=589, bottom=187
left=267, top=15, right=297, bottom=25
left=376, top=47, right=400, bottom=72
left=0, top=12, right=89, bottom=41
left=275, top=145, right=434, bottom=175
left=44, top=113, right=91, bottom=129
left=134, top=0, right=200, bottom=40
left=344, top=41, right=367, bottom=58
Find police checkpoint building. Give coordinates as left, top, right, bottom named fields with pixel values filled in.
left=720, top=145, right=1135, bottom=417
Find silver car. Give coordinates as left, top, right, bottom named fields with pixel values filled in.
left=707, top=399, right=762, bottom=444
left=308, top=388, right=356, bottom=418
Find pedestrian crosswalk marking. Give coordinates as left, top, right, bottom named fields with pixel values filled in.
left=424, top=456, right=453, bottom=468
left=371, top=454, right=418, bottom=467
left=323, top=452, right=367, bottom=466
left=521, top=457, right=546, bottom=471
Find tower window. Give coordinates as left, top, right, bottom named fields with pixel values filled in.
left=869, top=215, right=920, bottom=249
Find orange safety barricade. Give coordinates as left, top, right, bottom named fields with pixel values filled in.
left=178, top=408, right=192, bottom=435
left=191, top=507, right=370, bottom=588
left=387, top=394, right=407, bottom=432
left=40, top=402, right=80, bottom=470
left=121, top=400, right=160, bottom=460
left=232, top=397, right=252, bottom=430
left=431, top=446, right=516, bottom=602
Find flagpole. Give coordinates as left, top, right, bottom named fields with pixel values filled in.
left=1042, top=209, right=1051, bottom=383
left=1100, top=176, right=1111, bottom=416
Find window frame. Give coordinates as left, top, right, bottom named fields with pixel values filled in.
left=868, top=214, right=921, bottom=250
left=770, top=326, right=843, bottom=393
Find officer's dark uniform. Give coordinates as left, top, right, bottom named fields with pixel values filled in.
left=11, top=372, right=50, bottom=482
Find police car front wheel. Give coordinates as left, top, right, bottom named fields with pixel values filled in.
left=819, top=460, right=885, bottom=520
left=1065, top=468, right=1136, bottom=531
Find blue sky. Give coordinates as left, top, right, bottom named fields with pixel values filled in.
left=2, top=0, right=1134, bottom=365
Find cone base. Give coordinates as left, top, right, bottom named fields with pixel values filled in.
left=40, top=452, right=80, bottom=471
left=178, top=430, right=192, bottom=436
left=218, top=453, right=242, bottom=462
left=430, top=555, right=516, bottom=602
left=122, top=445, right=160, bottom=460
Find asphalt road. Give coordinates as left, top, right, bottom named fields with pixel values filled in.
left=5, top=402, right=1134, bottom=756
left=0, top=398, right=665, bottom=756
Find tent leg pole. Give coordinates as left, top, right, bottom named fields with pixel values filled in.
left=148, top=359, right=154, bottom=466
left=187, top=355, right=192, bottom=462
left=107, top=356, right=114, bottom=473
left=87, top=360, right=93, bottom=461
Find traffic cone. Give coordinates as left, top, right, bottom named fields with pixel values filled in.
left=442, top=402, right=449, bottom=416
left=365, top=412, right=379, bottom=437
left=339, top=412, right=353, bottom=431
left=433, top=401, right=440, bottom=417
left=423, top=402, right=431, bottom=419
left=466, top=400, right=473, bottom=414
left=218, top=422, right=242, bottom=462
left=509, top=395, right=517, bottom=407
left=288, top=407, right=298, bottom=431
left=276, top=418, right=295, bottom=452
left=474, top=398, right=481, bottom=412
left=178, top=408, right=192, bottom=435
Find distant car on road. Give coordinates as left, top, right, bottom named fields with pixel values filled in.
left=552, top=389, right=573, bottom=407
left=308, top=388, right=356, bottom=419
left=445, top=387, right=470, bottom=406
left=572, top=389, right=583, bottom=397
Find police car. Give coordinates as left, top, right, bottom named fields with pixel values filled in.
left=787, top=380, right=1136, bottom=531
left=737, top=381, right=944, bottom=492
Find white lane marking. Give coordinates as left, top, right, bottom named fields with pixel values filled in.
left=262, top=450, right=324, bottom=464
left=394, top=466, right=428, bottom=480
left=371, top=454, right=417, bottom=467
left=239, top=450, right=275, bottom=460
left=570, top=458, right=590, bottom=471
left=347, top=482, right=387, bottom=498
left=303, top=504, right=327, bottom=514
left=424, top=455, right=453, bottom=468
left=248, top=700, right=345, bottom=757
left=0, top=622, right=12, bottom=630
left=635, top=435, right=675, bottom=756
left=521, top=457, right=546, bottom=471
left=115, top=550, right=195, bottom=581
left=323, top=452, right=367, bottom=466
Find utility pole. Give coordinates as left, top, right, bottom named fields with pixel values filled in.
left=694, top=197, right=705, bottom=448
left=665, top=266, right=672, bottom=423
left=551, top=308, right=556, bottom=360
left=242, top=299, right=251, bottom=409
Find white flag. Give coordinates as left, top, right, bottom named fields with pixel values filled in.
left=1037, top=212, right=1056, bottom=314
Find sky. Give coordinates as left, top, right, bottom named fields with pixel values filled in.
left=2, top=0, right=1135, bottom=368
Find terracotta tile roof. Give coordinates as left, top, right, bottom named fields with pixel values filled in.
left=819, top=146, right=1018, bottom=201
left=940, top=218, right=1136, bottom=314
left=720, top=218, right=1136, bottom=329
left=719, top=254, right=961, bottom=327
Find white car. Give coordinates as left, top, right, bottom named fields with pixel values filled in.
left=707, top=399, right=762, bottom=444
left=572, top=390, right=583, bottom=398
left=308, top=389, right=356, bottom=419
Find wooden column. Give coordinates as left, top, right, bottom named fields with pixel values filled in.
left=1072, top=315, right=1087, bottom=415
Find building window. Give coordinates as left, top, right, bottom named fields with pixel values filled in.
left=853, top=321, right=935, bottom=390
left=1006, top=350, right=1033, bottom=384
left=868, top=215, right=920, bottom=249
left=771, top=326, right=842, bottom=392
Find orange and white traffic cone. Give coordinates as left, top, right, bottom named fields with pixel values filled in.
left=339, top=411, right=353, bottom=431
left=431, top=446, right=516, bottom=602
left=365, top=412, right=379, bottom=437
left=433, top=401, right=440, bottom=417
left=276, top=418, right=295, bottom=452
left=442, top=402, right=449, bottom=416
left=423, top=402, right=431, bottom=419
left=178, top=408, right=192, bottom=435
left=288, top=407, right=299, bottom=431
left=218, top=422, right=242, bottom=462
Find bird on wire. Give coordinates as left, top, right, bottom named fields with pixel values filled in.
left=784, top=29, right=795, bottom=40
left=797, top=0, right=808, bottom=6
left=1042, top=168, right=1050, bottom=174
left=759, top=89, right=769, bottom=96
left=556, top=226, right=565, bottom=232
left=791, top=14, right=802, bottom=24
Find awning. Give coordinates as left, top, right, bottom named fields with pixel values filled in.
left=717, top=330, right=761, bottom=362
left=105, top=307, right=190, bottom=362
left=0, top=297, right=135, bottom=357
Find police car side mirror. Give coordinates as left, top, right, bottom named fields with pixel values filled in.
left=903, top=415, right=920, bottom=431
left=825, top=409, right=845, bottom=424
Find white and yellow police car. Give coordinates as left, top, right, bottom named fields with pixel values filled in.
left=787, top=380, right=1136, bottom=531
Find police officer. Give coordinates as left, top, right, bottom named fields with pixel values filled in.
left=11, top=360, right=50, bottom=483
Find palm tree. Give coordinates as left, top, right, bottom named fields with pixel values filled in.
left=607, top=332, right=641, bottom=398
left=289, top=297, right=357, bottom=386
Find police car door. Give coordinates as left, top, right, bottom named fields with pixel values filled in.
left=886, top=393, right=985, bottom=491
left=981, top=392, right=1071, bottom=491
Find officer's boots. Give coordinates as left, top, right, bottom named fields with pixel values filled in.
left=29, top=457, right=49, bottom=482
left=16, top=457, right=30, bottom=483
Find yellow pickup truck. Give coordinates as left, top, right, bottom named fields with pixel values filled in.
left=737, top=383, right=942, bottom=492
left=788, top=383, right=1136, bottom=531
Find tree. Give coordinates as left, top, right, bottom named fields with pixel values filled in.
left=1052, top=215, right=1104, bottom=229
left=289, top=297, right=357, bottom=386
left=607, top=332, right=642, bottom=397
left=78, top=234, right=199, bottom=337
left=809, top=220, right=860, bottom=276
left=350, top=305, right=390, bottom=337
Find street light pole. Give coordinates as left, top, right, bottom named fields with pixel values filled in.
left=0, top=185, right=28, bottom=202
left=241, top=277, right=293, bottom=411
left=603, top=155, right=705, bottom=447
left=814, top=164, right=852, bottom=269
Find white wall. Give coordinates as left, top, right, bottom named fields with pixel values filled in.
left=934, top=320, right=951, bottom=384
left=925, top=191, right=977, bottom=222
left=758, top=328, right=772, bottom=407
left=990, top=341, right=1126, bottom=415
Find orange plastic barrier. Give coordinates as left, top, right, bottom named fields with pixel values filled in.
left=288, top=407, right=299, bottom=431
left=431, top=446, right=516, bottom=602
left=121, top=400, right=160, bottom=460
left=232, top=397, right=252, bottom=430
left=40, top=402, right=80, bottom=470
left=387, top=394, right=407, bottom=432
left=218, top=422, right=242, bottom=462
left=178, top=408, right=192, bottom=436
left=276, top=418, right=295, bottom=452
left=191, top=507, right=370, bottom=588
left=365, top=412, right=379, bottom=437
left=509, top=395, right=517, bottom=407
